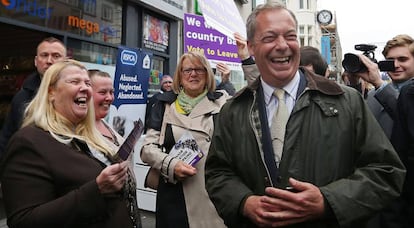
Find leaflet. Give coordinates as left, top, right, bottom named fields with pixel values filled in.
left=117, top=118, right=144, bottom=161
left=169, top=131, right=204, bottom=166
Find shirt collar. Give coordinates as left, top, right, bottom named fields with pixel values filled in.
left=393, top=78, right=413, bottom=92
left=261, top=71, right=300, bottom=105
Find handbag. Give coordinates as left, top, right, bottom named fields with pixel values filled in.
left=144, top=167, right=160, bottom=190
left=143, top=103, right=169, bottom=190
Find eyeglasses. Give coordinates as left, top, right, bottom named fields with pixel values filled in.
left=182, top=68, right=206, bottom=76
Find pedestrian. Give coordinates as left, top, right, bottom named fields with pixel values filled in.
left=145, top=74, right=173, bottom=132
left=0, top=60, right=141, bottom=228
left=0, top=37, right=66, bottom=157
left=141, top=51, right=229, bottom=228
left=359, top=34, right=414, bottom=138
left=391, top=79, right=414, bottom=228
left=205, top=2, right=405, bottom=228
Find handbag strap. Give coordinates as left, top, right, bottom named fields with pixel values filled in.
left=158, top=103, right=170, bottom=145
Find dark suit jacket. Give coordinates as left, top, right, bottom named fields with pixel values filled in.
left=0, top=126, right=135, bottom=228
left=366, top=84, right=398, bottom=139
left=391, top=81, right=414, bottom=228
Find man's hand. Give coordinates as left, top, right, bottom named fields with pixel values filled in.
left=243, top=178, right=325, bottom=227
left=356, top=54, right=384, bottom=89
left=243, top=195, right=283, bottom=227
left=234, top=32, right=250, bottom=61
left=216, top=62, right=231, bottom=83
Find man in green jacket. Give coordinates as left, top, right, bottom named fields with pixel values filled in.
left=205, top=2, right=405, bottom=228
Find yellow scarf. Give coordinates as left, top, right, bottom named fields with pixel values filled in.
left=175, top=89, right=207, bottom=115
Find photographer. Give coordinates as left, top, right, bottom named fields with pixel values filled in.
left=353, top=34, right=414, bottom=228
left=350, top=35, right=414, bottom=139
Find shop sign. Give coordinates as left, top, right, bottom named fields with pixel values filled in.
left=1, top=0, right=52, bottom=19
left=67, top=15, right=118, bottom=37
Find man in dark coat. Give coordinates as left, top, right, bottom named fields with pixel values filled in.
left=0, top=37, right=66, bottom=158
left=391, top=79, right=414, bottom=228
left=205, top=2, right=405, bottom=228
left=144, top=74, right=173, bottom=132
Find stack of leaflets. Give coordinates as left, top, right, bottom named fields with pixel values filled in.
left=169, top=131, right=204, bottom=166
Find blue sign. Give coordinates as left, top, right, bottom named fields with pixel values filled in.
left=113, top=46, right=152, bottom=108
left=321, top=36, right=331, bottom=64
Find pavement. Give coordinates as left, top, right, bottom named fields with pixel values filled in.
left=140, top=209, right=156, bottom=228
left=0, top=200, right=155, bottom=228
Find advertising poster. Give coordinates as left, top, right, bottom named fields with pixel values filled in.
left=107, top=46, right=152, bottom=140
left=197, top=0, right=246, bottom=39
left=321, top=35, right=331, bottom=64
left=184, top=13, right=241, bottom=70
left=143, top=14, right=169, bottom=53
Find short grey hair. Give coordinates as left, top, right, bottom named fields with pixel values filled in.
left=246, top=2, right=298, bottom=43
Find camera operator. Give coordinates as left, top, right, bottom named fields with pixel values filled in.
left=355, top=34, right=414, bottom=228
left=353, top=34, right=414, bottom=139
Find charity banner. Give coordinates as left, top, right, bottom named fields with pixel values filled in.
left=197, top=0, right=246, bottom=39
left=113, top=46, right=152, bottom=107
left=184, top=13, right=241, bottom=70
left=106, top=46, right=151, bottom=143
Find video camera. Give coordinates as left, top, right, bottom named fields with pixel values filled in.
left=342, top=44, right=395, bottom=73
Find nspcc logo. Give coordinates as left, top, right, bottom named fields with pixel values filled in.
left=121, top=50, right=137, bottom=66
left=1, top=0, right=53, bottom=19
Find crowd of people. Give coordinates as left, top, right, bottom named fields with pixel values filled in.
left=0, top=1, right=413, bottom=228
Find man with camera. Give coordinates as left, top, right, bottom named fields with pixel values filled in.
left=346, top=35, right=414, bottom=139
left=350, top=34, right=414, bottom=228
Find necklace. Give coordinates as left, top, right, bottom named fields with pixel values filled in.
left=101, top=120, right=120, bottom=146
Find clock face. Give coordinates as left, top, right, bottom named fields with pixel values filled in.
left=317, top=10, right=332, bottom=25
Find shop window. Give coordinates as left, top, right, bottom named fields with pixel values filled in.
left=102, top=4, right=113, bottom=22
left=148, top=56, right=167, bottom=97
left=142, top=13, right=169, bottom=54
left=68, top=39, right=117, bottom=65
left=83, top=0, right=97, bottom=16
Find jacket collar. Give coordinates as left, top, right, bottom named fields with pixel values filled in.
left=235, top=66, right=344, bottom=98
left=23, top=71, right=42, bottom=92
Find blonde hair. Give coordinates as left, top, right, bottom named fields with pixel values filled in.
left=23, top=59, right=115, bottom=156
left=172, top=51, right=216, bottom=93
left=382, top=34, right=414, bottom=58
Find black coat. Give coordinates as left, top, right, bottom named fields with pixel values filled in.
left=0, top=72, right=40, bottom=157
left=391, top=80, right=414, bottom=228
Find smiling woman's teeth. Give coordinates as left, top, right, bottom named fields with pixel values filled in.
left=75, top=97, right=87, bottom=106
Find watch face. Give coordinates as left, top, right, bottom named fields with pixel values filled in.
left=317, top=10, right=332, bottom=25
